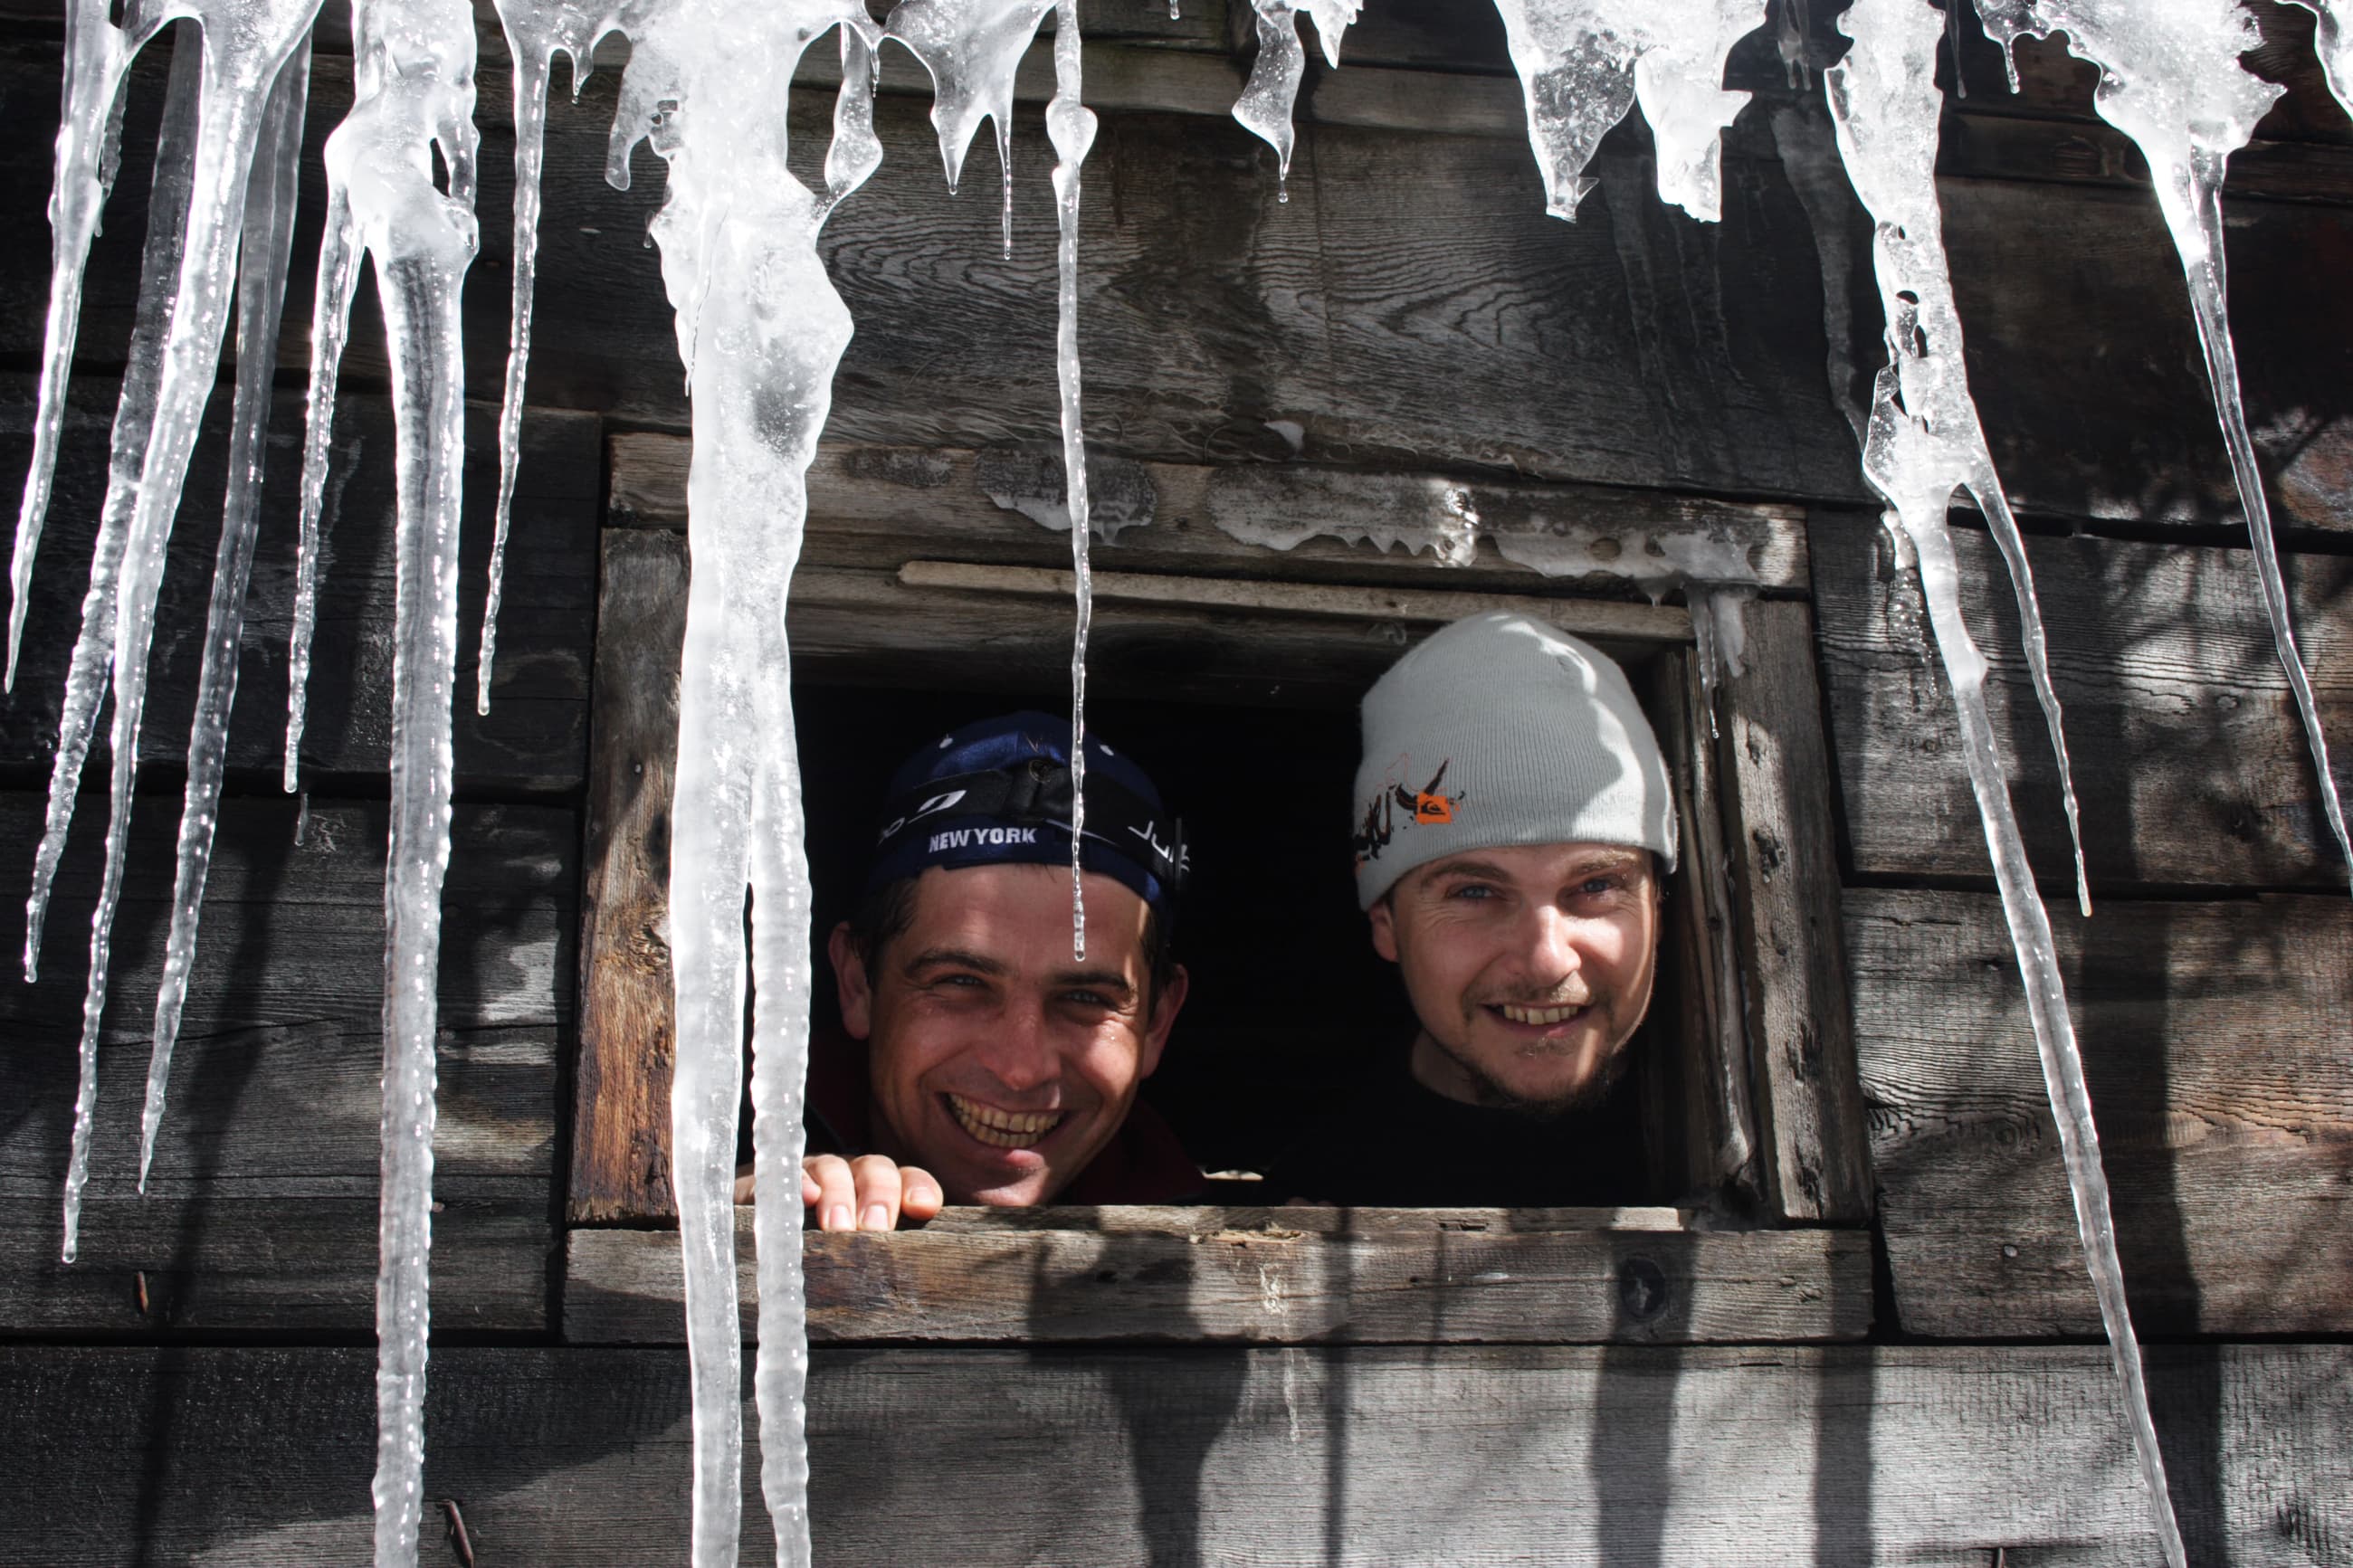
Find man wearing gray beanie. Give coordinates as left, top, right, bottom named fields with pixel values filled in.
left=1268, top=611, right=1677, bottom=1207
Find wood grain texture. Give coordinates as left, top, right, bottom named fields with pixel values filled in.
left=0, top=1342, right=2343, bottom=1565
left=1849, top=887, right=2353, bottom=1339
left=608, top=432, right=1813, bottom=594
left=562, top=1205, right=1870, bottom=1345
left=1720, top=601, right=1871, bottom=1224
left=10, top=36, right=2352, bottom=534
left=0, top=794, right=568, bottom=1332
left=1811, top=510, right=2353, bottom=891
left=572, top=529, right=686, bottom=1222
left=0, top=374, right=597, bottom=792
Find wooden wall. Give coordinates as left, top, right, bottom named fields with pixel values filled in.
left=1, top=0, right=2348, bottom=1561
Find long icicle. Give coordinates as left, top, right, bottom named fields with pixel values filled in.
left=138, top=34, right=315, bottom=1191
left=1824, top=0, right=2086, bottom=908
left=1047, top=0, right=1097, bottom=959
left=481, top=0, right=643, bottom=717
left=608, top=2, right=883, bottom=1558
left=306, top=0, right=485, bottom=1552
left=1830, top=0, right=2171, bottom=1555
left=1971, top=0, right=2351, bottom=894
left=24, top=23, right=202, bottom=984
left=60, top=0, right=323, bottom=1264
left=7, top=0, right=167, bottom=689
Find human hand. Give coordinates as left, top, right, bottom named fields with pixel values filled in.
left=780, top=1153, right=943, bottom=1231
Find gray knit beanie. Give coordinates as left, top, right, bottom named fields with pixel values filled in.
left=1352, top=612, right=1678, bottom=908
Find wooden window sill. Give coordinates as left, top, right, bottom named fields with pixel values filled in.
left=562, top=1205, right=1870, bottom=1346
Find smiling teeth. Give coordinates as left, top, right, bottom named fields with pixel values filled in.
left=1500, top=1003, right=1584, bottom=1025
left=948, top=1093, right=1064, bottom=1149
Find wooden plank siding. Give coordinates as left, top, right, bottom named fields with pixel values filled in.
left=1849, top=888, right=2353, bottom=1340
left=0, top=795, right=570, bottom=1333
left=0, top=374, right=597, bottom=794
left=8, top=27, right=2353, bottom=537
left=1812, top=508, right=2353, bottom=894
left=563, top=1205, right=1872, bottom=1345
left=2, top=1343, right=2346, bottom=1565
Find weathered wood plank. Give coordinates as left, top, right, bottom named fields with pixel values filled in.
left=12, top=37, right=2352, bottom=534
left=0, top=374, right=597, bottom=792
left=0, top=794, right=568, bottom=1331
left=0, top=37, right=1872, bottom=503
left=1720, top=600, right=1872, bottom=1224
left=572, top=529, right=685, bottom=1223
left=1, top=1343, right=2342, bottom=1565
left=1849, top=887, right=2353, bottom=1339
left=900, top=560, right=1695, bottom=643
left=786, top=563, right=1682, bottom=707
left=608, top=432, right=1814, bottom=594
left=562, top=1206, right=1870, bottom=1345
left=1812, top=510, right=2353, bottom=891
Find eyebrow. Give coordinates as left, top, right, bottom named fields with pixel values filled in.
left=901, top=946, right=1008, bottom=977
left=1053, top=969, right=1137, bottom=1000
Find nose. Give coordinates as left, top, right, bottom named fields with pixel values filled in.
left=975, top=995, right=1060, bottom=1096
left=1513, top=904, right=1584, bottom=984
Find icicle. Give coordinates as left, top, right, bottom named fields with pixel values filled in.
left=24, top=24, right=202, bottom=986
left=886, top=0, right=1054, bottom=204
left=1826, top=0, right=2088, bottom=915
left=1971, top=0, right=2351, bottom=894
left=291, top=0, right=484, bottom=1557
left=53, top=0, right=326, bottom=1266
left=1835, top=5, right=2176, bottom=1558
left=609, top=1, right=882, bottom=1559
left=1047, top=0, right=1098, bottom=959
left=139, top=36, right=314, bottom=1193
left=2286, top=1, right=2353, bottom=123
left=6, top=0, right=169, bottom=689
left=1229, top=0, right=1357, bottom=190
left=1490, top=0, right=1765, bottom=222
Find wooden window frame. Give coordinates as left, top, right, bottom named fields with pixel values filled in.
left=566, top=436, right=1872, bottom=1347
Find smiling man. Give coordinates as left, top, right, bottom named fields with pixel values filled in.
left=1268, top=611, right=1677, bottom=1207
left=785, top=712, right=1199, bottom=1231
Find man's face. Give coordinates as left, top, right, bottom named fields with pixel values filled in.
left=1368, top=841, right=1662, bottom=1114
left=832, top=863, right=1186, bottom=1205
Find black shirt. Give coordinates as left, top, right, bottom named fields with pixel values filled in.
left=1263, top=1044, right=1657, bottom=1208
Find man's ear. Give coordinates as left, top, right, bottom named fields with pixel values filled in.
left=828, top=922, right=874, bottom=1041
left=1137, top=963, right=1189, bottom=1081
left=1367, top=894, right=1401, bottom=965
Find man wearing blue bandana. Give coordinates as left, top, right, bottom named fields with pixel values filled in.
left=775, top=711, right=1200, bottom=1231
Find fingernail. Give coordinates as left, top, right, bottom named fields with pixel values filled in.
left=826, top=1204, right=852, bottom=1231
left=910, top=1185, right=939, bottom=1208
left=862, top=1204, right=891, bottom=1231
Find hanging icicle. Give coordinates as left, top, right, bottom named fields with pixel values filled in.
left=1489, top=0, right=1766, bottom=221
left=1826, top=2, right=2172, bottom=1562
left=606, top=0, right=882, bottom=1558
left=140, top=35, right=315, bottom=1191
left=1971, top=0, right=2353, bottom=894
left=1230, top=0, right=1358, bottom=199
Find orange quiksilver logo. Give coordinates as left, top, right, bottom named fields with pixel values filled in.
left=1414, top=793, right=1453, bottom=825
